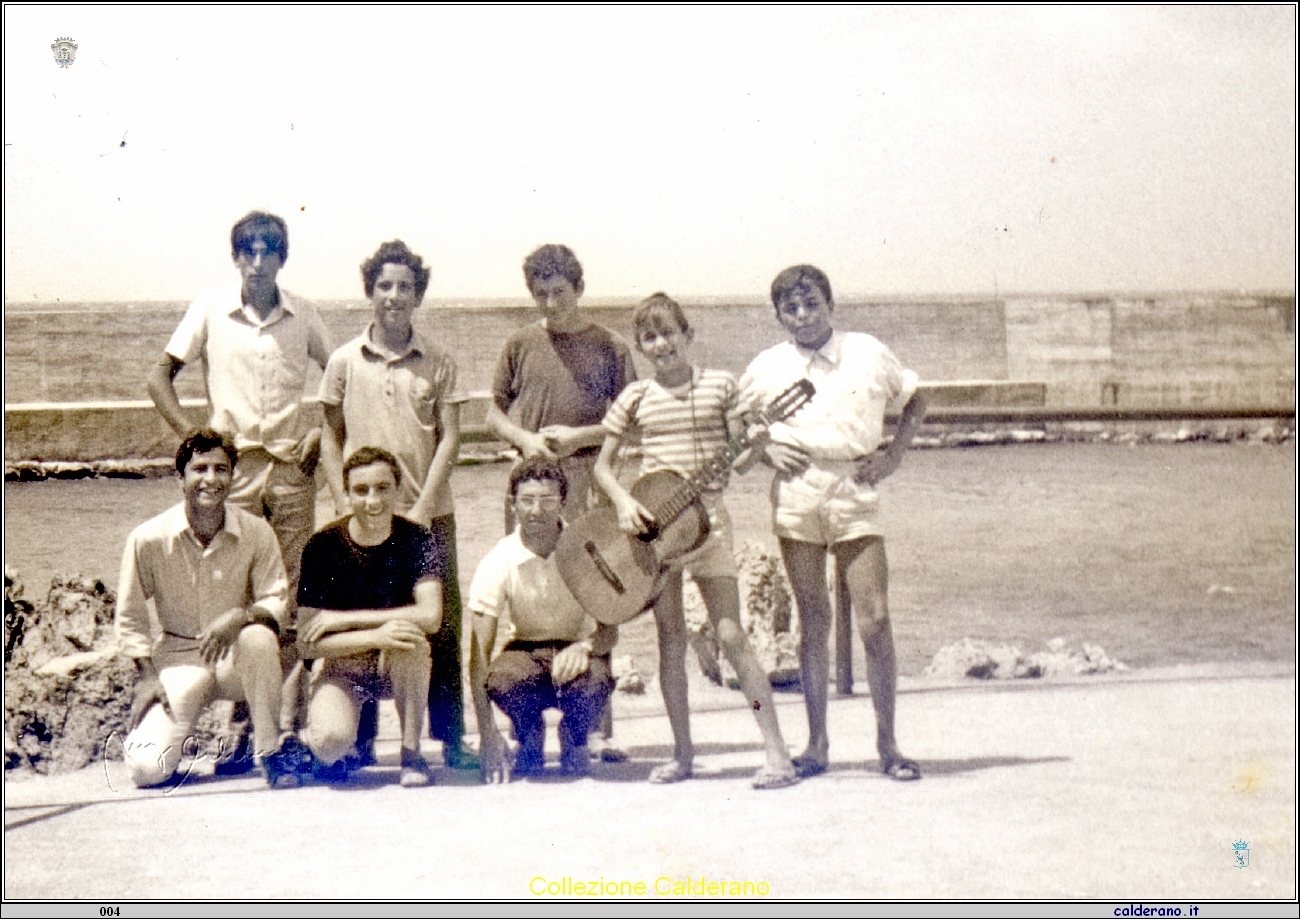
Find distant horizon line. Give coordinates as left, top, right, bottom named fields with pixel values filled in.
left=6, top=287, right=1295, bottom=311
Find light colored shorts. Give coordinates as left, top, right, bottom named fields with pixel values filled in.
left=772, top=459, right=882, bottom=546
left=672, top=492, right=738, bottom=580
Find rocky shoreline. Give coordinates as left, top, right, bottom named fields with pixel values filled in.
left=6, top=419, right=1293, bottom=483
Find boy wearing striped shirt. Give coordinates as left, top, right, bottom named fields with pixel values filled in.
left=593, top=294, right=798, bottom=790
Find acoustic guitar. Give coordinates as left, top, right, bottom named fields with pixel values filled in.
left=555, top=380, right=815, bottom=625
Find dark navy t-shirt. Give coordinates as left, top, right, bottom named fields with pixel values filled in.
left=297, top=516, right=447, bottom=614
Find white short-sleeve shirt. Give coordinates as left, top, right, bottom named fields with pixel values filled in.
left=465, top=530, right=593, bottom=644
left=166, top=285, right=332, bottom=463
left=739, top=331, right=918, bottom=461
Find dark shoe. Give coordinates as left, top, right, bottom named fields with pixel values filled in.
left=559, top=744, right=591, bottom=777
left=349, top=739, right=377, bottom=770
left=399, top=748, right=433, bottom=788
left=263, top=736, right=312, bottom=788
left=213, top=730, right=256, bottom=776
left=443, top=741, right=481, bottom=771
left=312, top=756, right=352, bottom=786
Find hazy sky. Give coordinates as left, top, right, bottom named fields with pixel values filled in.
left=4, top=5, right=1295, bottom=302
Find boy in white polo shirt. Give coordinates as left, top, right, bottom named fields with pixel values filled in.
left=317, top=239, right=476, bottom=771
left=739, top=265, right=928, bottom=781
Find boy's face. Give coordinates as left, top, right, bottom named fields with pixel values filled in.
left=371, top=263, right=420, bottom=339
left=775, top=282, right=834, bottom=349
left=181, top=448, right=233, bottom=514
left=234, top=235, right=283, bottom=298
left=529, top=274, right=583, bottom=329
left=636, top=321, right=692, bottom=377
left=346, top=461, right=398, bottom=529
left=513, top=478, right=563, bottom=542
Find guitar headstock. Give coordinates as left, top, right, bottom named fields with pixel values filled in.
left=761, top=379, right=816, bottom=425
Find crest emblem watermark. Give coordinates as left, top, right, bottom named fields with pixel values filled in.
left=1232, top=839, right=1250, bottom=869
left=51, top=37, right=78, bottom=69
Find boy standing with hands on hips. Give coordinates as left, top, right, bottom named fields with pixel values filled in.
left=740, top=265, right=927, bottom=781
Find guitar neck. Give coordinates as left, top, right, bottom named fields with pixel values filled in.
left=648, top=379, right=812, bottom=531
left=652, top=433, right=751, bottom=528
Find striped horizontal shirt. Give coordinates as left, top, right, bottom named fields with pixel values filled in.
left=603, top=369, right=741, bottom=492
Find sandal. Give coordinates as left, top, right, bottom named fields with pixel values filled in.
left=648, top=760, right=692, bottom=784
left=751, top=763, right=799, bottom=790
left=881, top=756, right=921, bottom=781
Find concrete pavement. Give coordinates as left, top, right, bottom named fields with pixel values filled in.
left=4, top=664, right=1295, bottom=900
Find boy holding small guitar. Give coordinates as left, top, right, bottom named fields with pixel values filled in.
left=589, top=294, right=800, bottom=790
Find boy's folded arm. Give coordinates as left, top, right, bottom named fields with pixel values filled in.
left=486, top=404, right=555, bottom=459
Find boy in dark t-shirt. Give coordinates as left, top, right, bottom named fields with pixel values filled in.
left=297, top=447, right=447, bottom=787
left=486, top=244, right=637, bottom=528
left=484, top=244, right=636, bottom=763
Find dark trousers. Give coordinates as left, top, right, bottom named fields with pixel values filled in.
left=485, top=641, right=614, bottom=769
left=356, top=513, right=466, bottom=750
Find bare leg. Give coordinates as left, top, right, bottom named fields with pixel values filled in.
left=388, top=643, right=433, bottom=756
left=779, top=538, right=832, bottom=774
left=651, top=570, right=694, bottom=780
left=834, top=558, right=854, bottom=695
left=695, top=576, right=794, bottom=782
left=834, top=536, right=915, bottom=777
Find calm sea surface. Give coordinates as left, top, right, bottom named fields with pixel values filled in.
left=3, top=299, right=1008, bottom=404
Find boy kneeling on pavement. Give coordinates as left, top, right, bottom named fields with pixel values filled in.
left=297, top=447, right=446, bottom=787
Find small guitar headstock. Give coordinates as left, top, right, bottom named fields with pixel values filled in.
left=762, top=379, right=816, bottom=425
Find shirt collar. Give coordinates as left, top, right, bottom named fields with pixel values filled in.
left=228, top=285, right=294, bottom=324
left=361, top=322, right=425, bottom=362
left=793, top=329, right=844, bottom=369
left=173, top=501, right=241, bottom=548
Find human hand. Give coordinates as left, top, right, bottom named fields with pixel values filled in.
left=372, top=619, right=428, bottom=652
left=613, top=494, right=654, bottom=536
left=519, top=431, right=558, bottom=461
left=127, top=676, right=170, bottom=732
left=480, top=729, right=512, bottom=784
left=297, top=427, right=323, bottom=477
left=764, top=442, right=810, bottom=475
left=198, top=608, right=247, bottom=665
left=854, top=448, right=901, bottom=487
left=744, top=421, right=772, bottom=451
left=551, top=642, right=591, bottom=685
left=539, top=425, right=583, bottom=458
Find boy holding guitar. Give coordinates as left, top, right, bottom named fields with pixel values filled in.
left=739, top=265, right=927, bottom=782
left=592, top=294, right=799, bottom=790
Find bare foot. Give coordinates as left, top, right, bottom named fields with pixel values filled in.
left=648, top=760, right=693, bottom=784
left=751, top=762, right=799, bottom=790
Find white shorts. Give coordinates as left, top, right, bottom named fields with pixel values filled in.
left=672, top=492, right=738, bottom=580
left=772, top=459, right=881, bottom=546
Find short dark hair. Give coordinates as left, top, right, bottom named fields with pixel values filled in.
left=230, top=211, right=289, bottom=263
left=360, top=239, right=431, bottom=300
left=522, top=244, right=583, bottom=295
left=770, top=264, right=833, bottom=310
left=632, top=292, right=691, bottom=343
left=343, top=446, right=402, bottom=489
left=176, top=429, right=238, bottom=475
left=508, top=456, right=568, bottom=503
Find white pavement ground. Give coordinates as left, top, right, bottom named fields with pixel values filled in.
left=4, top=664, right=1295, bottom=901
